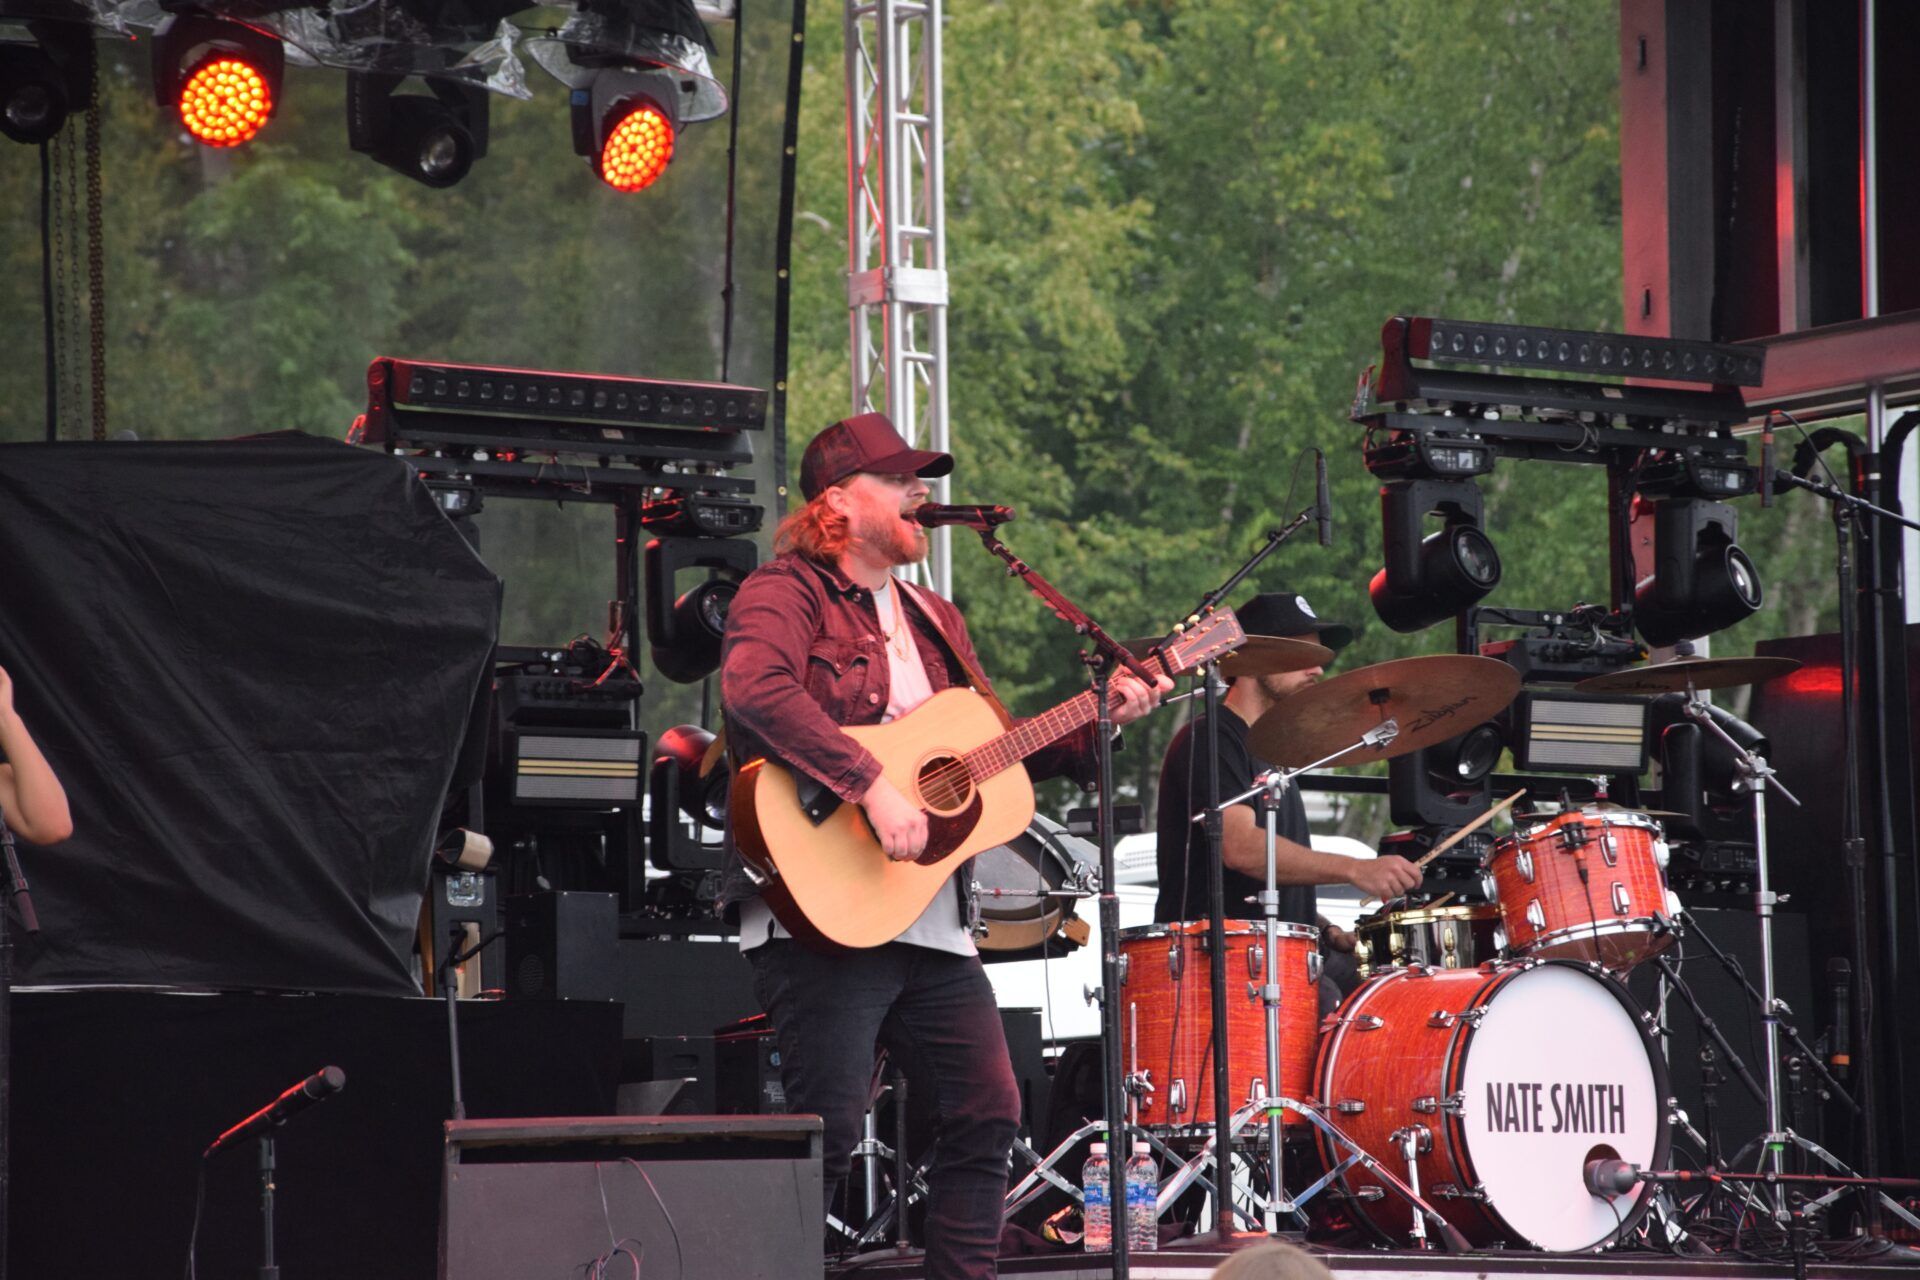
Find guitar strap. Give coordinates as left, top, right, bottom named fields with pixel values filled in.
left=893, top=575, right=1004, bottom=935
left=893, top=576, right=1015, bottom=732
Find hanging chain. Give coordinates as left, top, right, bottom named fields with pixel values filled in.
left=83, top=37, right=106, bottom=440
left=47, top=126, right=69, bottom=438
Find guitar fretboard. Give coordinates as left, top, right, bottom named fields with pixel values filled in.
left=959, top=689, right=1102, bottom=782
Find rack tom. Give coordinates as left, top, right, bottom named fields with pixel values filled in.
left=1487, top=809, right=1679, bottom=972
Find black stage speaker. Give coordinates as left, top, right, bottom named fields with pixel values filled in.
left=439, top=1116, right=823, bottom=1280
left=613, top=937, right=761, bottom=1037
left=504, top=891, right=618, bottom=1001
left=622, top=1034, right=717, bottom=1114
left=715, top=1014, right=787, bottom=1115
left=1628, top=908, right=1820, bottom=1160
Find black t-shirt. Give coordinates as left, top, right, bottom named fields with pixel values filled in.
left=1153, top=708, right=1316, bottom=926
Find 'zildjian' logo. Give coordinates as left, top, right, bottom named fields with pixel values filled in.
left=1406, top=695, right=1480, bottom=735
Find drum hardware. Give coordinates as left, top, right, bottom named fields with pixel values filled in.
left=1392, top=1126, right=1436, bottom=1250
left=1670, top=681, right=1836, bottom=1224
left=1205, top=721, right=1404, bottom=1234
left=1152, top=1095, right=1469, bottom=1249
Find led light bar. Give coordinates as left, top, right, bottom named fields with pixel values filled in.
left=352, top=357, right=767, bottom=470
left=1510, top=692, right=1649, bottom=774
left=1411, top=317, right=1765, bottom=387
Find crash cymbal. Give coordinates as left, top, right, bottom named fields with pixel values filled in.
left=1122, top=632, right=1332, bottom=676
left=1248, top=655, right=1522, bottom=769
left=1574, top=655, right=1800, bottom=696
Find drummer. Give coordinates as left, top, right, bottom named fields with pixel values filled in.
left=1153, top=591, right=1423, bottom=1011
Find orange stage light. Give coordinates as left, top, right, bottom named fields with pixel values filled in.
left=596, top=99, right=674, bottom=192
left=178, top=55, right=273, bottom=146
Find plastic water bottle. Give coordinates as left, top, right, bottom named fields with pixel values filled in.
left=1125, top=1142, right=1158, bottom=1252
left=1081, top=1140, right=1111, bottom=1251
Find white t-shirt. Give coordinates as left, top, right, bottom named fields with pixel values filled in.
left=738, top=577, right=977, bottom=956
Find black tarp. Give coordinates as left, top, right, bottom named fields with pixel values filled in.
left=0, top=435, right=499, bottom=994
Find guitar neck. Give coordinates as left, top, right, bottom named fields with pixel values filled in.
left=961, top=688, right=1102, bottom=783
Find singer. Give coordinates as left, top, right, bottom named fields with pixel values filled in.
left=718, top=412, right=1167, bottom=1279
left=0, top=663, right=72, bottom=846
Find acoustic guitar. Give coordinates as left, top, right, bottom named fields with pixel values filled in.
left=730, top=610, right=1245, bottom=948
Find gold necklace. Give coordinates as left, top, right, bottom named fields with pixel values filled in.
left=877, top=584, right=914, bottom=659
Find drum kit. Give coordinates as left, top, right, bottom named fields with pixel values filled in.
left=1069, top=639, right=1850, bottom=1253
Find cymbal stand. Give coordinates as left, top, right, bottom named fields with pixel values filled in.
left=1677, top=684, right=1919, bottom=1234
left=1672, top=907, right=1856, bottom=1119
left=1204, top=724, right=1397, bottom=1230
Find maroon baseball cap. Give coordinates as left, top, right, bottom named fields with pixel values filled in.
left=799, top=412, right=953, bottom=501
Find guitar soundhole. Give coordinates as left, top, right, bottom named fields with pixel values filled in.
left=916, top=755, right=974, bottom=816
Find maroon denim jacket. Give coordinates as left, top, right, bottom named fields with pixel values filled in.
left=716, top=551, right=1097, bottom=912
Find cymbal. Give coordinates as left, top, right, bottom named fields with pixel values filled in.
left=1574, top=655, right=1800, bottom=695
left=1122, top=632, right=1332, bottom=676
left=1248, top=655, right=1522, bottom=769
left=1218, top=634, right=1334, bottom=678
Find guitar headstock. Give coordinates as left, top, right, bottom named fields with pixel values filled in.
left=1144, top=608, right=1246, bottom=679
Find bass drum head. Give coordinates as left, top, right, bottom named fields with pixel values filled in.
left=1459, top=963, right=1667, bottom=1250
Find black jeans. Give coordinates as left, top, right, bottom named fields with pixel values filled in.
left=747, top=940, right=1019, bottom=1280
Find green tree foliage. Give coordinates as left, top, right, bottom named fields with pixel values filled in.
left=0, top=3, right=1846, bottom=831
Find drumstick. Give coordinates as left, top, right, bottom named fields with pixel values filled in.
left=1412, top=788, right=1527, bottom=870
left=1360, top=789, right=1527, bottom=908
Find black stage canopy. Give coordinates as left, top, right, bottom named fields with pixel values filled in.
left=0, top=434, right=498, bottom=994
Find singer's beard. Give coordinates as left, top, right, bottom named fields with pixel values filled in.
left=854, top=507, right=929, bottom=567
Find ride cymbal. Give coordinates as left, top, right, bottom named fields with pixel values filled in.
left=1249, top=655, right=1521, bottom=768
left=1573, top=655, right=1800, bottom=695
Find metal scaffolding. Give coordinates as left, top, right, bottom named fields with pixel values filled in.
left=844, top=0, right=953, bottom=594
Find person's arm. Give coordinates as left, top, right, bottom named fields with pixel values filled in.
left=719, top=568, right=929, bottom=860
left=0, top=665, right=73, bottom=846
left=1216, top=806, right=1420, bottom=898
left=719, top=569, right=883, bottom=805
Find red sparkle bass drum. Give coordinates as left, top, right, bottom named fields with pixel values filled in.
left=1314, top=959, right=1669, bottom=1251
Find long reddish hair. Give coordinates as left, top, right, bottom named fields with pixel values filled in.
left=774, top=488, right=852, bottom=562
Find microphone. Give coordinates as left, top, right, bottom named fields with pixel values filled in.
left=1759, top=418, right=1776, bottom=508
left=911, top=503, right=1016, bottom=530
left=1584, top=1157, right=1638, bottom=1197
left=1828, top=956, right=1852, bottom=1079
left=1315, top=452, right=1333, bottom=548
left=203, top=1066, right=347, bottom=1159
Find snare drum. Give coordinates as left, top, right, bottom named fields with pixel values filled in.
left=1314, top=959, right=1669, bottom=1251
left=1487, top=809, right=1679, bottom=971
left=1353, top=903, right=1504, bottom=977
left=1119, top=920, right=1319, bottom=1129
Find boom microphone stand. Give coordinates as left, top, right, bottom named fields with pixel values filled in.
left=972, top=527, right=1171, bottom=1279
left=1158, top=488, right=1324, bottom=1242
left=1765, top=451, right=1920, bottom=1218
